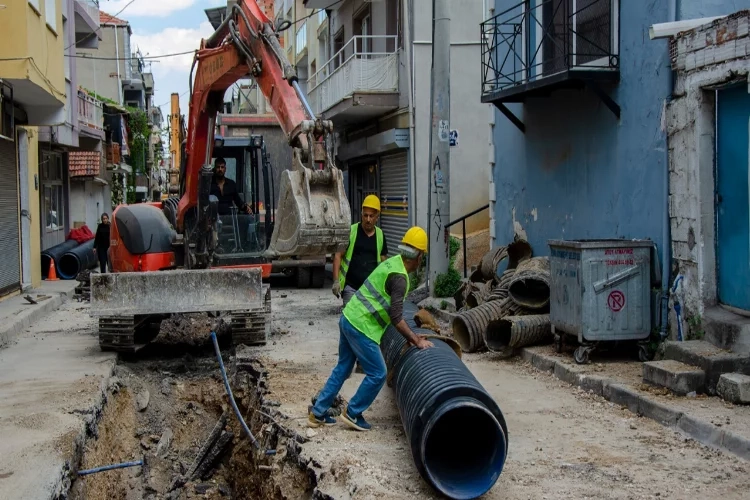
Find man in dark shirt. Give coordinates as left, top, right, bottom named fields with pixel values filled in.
left=211, top=157, right=253, bottom=216
left=332, top=195, right=388, bottom=306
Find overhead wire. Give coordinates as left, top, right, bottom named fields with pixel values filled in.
left=67, top=50, right=196, bottom=61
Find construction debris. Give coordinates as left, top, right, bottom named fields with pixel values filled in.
left=74, top=270, right=92, bottom=302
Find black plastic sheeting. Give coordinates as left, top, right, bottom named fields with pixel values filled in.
left=381, top=301, right=509, bottom=499
left=58, top=239, right=98, bottom=280
left=41, top=239, right=79, bottom=279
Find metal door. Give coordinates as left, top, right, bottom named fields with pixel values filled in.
left=379, top=152, right=409, bottom=253
left=0, top=138, right=21, bottom=295
left=349, top=160, right=378, bottom=224
left=717, top=84, right=750, bottom=311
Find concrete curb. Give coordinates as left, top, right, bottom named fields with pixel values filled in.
left=519, top=348, right=750, bottom=461
left=0, top=290, right=73, bottom=348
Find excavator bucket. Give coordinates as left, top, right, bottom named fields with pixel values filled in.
left=266, top=164, right=351, bottom=258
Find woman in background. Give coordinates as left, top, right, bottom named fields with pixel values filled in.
left=93, top=213, right=111, bottom=273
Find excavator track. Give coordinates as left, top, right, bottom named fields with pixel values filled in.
left=98, top=315, right=154, bottom=353
left=230, top=285, right=271, bottom=346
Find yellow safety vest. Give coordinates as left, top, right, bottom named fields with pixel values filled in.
left=343, top=255, right=410, bottom=344
left=339, top=223, right=384, bottom=289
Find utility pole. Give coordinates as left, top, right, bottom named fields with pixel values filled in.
left=427, top=0, right=451, bottom=296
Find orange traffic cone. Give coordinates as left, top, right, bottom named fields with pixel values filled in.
left=47, top=258, right=59, bottom=281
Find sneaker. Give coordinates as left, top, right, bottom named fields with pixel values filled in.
left=342, top=410, right=371, bottom=431
left=308, top=412, right=336, bottom=428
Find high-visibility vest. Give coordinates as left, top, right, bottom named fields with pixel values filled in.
left=339, top=223, right=384, bottom=289
left=343, top=255, right=410, bottom=344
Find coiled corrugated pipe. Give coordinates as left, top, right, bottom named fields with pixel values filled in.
left=508, top=257, right=551, bottom=309
left=452, top=300, right=507, bottom=352
left=58, top=240, right=98, bottom=280
left=484, top=314, right=552, bottom=354
left=381, top=317, right=509, bottom=499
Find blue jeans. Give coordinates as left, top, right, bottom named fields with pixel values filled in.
left=312, top=315, right=387, bottom=418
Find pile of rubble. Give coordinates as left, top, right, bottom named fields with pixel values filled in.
left=74, top=270, right=92, bottom=302
left=452, top=239, right=553, bottom=356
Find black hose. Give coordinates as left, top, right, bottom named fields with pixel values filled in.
left=58, top=240, right=98, bottom=280
left=381, top=303, right=509, bottom=499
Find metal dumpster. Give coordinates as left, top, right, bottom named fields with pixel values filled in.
left=548, top=239, right=653, bottom=364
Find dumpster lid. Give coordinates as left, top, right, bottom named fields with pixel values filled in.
left=548, top=238, right=654, bottom=250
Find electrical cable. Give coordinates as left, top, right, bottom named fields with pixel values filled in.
left=67, top=50, right=196, bottom=61
left=210, top=331, right=277, bottom=456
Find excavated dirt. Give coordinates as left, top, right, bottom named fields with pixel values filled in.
left=69, top=334, right=316, bottom=500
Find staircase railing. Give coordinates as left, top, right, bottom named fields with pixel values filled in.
left=445, top=204, right=490, bottom=278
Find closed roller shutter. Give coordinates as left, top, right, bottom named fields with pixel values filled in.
left=379, top=152, right=409, bottom=255
left=0, top=138, right=20, bottom=295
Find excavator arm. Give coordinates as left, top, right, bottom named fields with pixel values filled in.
left=176, top=0, right=350, bottom=267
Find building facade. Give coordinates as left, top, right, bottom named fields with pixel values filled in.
left=301, top=0, right=491, bottom=250
left=483, top=0, right=747, bottom=338
left=0, top=0, right=68, bottom=295
left=659, top=10, right=750, bottom=340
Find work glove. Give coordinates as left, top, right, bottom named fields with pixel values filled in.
left=332, top=281, right=341, bottom=298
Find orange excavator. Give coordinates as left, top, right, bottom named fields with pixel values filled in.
left=89, top=0, right=351, bottom=352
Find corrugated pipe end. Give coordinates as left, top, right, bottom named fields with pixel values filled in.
left=485, top=318, right=513, bottom=353
left=420, top=396, right=508, bottom=499
left=58, top=253, right=80, bottom=280
left=452, top=316, right=473, bottom=352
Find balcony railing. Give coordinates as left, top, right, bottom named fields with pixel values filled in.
left=296, top=21, right=307, bottom=56
left=77, top=90, right=104, bottom=133
left=76, top=0, right=100, bottom=24
left=481, top=0, right=619, bottom=98
left=307, top=35, right=399, bottom=116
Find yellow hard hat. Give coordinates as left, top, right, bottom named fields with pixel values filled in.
left=362, top=194, right=381, bottom=212
left=402, top=226, right=428, bottom=252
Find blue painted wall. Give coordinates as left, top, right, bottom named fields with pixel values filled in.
left=678, top=0, right=745, bottom=20
left=492, top=0, right=671, bottom=260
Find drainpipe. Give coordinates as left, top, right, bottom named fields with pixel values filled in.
left=660, top=0, right=678, bottom=340
left=113, top=25, right=123, bottom=104
left=404, top=0, right=416, bottom=227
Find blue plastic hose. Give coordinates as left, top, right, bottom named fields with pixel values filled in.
left=210, top=331, right=276, bottom=455
left=78, top=460, right=143, bottom=476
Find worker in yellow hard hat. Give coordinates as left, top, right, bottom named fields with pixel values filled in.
left=332, top=194, right=389, bottom=306
left=310, top=226, right=433, bottom=432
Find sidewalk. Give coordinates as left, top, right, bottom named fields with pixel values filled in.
left=0, top=280, right=78, bottom=348
left=519, top=344, right=750, bottom=461
left=0, top=299, right=117, bottom=499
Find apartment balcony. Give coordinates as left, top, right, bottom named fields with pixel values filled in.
left=78, top=90, right=105, bottom=140
left=296, top=21, right=308, bottom=65
left=481, top=0, right=620, bottom=132
left=307, top=36, right=399, bottom=127
left=74, top=0, right=100, bottom=49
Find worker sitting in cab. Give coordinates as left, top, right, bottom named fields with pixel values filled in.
left=309, top=227, right=434, bottom=432
left=332, top=195, right=388, bottom=306
left=211, top=157, right=253, bottom=216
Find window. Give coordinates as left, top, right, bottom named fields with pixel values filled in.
left=45, top=0, right=57, bottom=32
left=29, top=0, right=40, bottom=13
left=318, top=9, right=326, bottom=24
left=41, top=152, right=65, bottom=233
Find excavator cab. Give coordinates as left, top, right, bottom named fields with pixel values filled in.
left=210, top=134, right=276, bottom=266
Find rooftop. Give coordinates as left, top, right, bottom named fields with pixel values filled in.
left=99, top=11, right=129, bottom=26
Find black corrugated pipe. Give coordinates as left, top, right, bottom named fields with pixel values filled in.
left=41, top=239, right=79, bottom=279
left=58, top=240, right=98, bottom=280
left=381, top=303, right=509, bottom=499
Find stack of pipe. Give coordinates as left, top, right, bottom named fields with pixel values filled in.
left=383, top=301, right=509, bottom=499
left=450, top=240, right=553, bottom=353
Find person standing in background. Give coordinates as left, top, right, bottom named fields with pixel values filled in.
left=93, top=213, right=111, bottom=273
